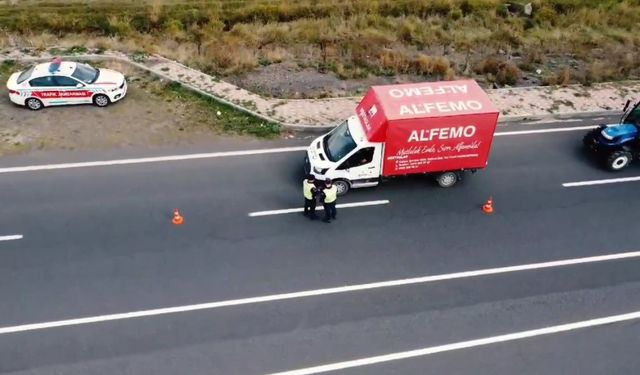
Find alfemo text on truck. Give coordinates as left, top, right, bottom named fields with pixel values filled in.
left=387, top=84, right=484, bottom=116
left=408, top=125, right=477, bottom=142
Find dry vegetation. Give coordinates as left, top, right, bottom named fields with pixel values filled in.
left=0, top=0, right=639, bottom=90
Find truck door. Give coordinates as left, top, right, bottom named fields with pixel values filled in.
left=337, top=146, right=381, bottom=185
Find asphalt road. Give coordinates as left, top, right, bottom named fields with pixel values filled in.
left=1, top=116, right=640, bottom=374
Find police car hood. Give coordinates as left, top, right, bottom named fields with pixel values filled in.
left=94, top=69, right=124, bottom=86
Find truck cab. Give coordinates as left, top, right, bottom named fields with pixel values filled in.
left=583, top=100, right=640, bottom=170
left=305, top=116, right=383, bottom=195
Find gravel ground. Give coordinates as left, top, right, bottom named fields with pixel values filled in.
left=0, top=69, right=267, bottom=157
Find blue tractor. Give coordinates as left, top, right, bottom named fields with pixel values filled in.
left=583, top=100, right=640, bottom=171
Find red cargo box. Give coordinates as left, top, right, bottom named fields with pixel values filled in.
left=356, top=80, right=499, bottom=176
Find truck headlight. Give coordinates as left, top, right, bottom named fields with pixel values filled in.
left=314, top=167, right=328, bottom=174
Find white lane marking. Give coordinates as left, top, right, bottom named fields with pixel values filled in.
left=0, top=235, right=23, bottom=241
left=1, top=250, right=639, bottom=335
left=495, top=125, right=597, bottom=136
left=249, top=200, right=390, bottom=217
left=0, top=146, right=307, bottom=174
left=268, top=310, right=640, bottom=375
left=553, top=119, right=583, bottom=123
left=0, top=125, right=594, bottom=174
left=563, top=176, right=640, bottom=187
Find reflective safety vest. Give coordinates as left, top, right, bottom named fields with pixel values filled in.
left=323, top=185, right=337, bottom=203
left=303, top=180, right=315, bottom=200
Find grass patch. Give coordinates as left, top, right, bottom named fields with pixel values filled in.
left=150, top=81, right=280, bottom=138
left=0, top=60, right=29, bottom=82
left=64, top=45, right=88, bottom=54
left=0, top=0, right=638, bottom=86
left=0, top=60, right=17, bottom=78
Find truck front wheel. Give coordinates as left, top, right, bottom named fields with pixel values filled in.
left=333, top=179, right=350, bottom=196
left=606, top=150, right=632, bottom=171
left=436, top=172, right=458, bottom=188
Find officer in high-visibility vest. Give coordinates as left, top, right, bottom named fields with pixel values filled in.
left=321, top=178, right=337, bottom=223
left=303, top=174, right=317, bottom=219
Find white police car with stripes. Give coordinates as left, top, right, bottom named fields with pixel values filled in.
left=6, top=58, right=127, bottom=110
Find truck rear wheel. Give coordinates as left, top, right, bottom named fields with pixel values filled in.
left=436, top=172, right=458, bottom=188
left=333, top=179, right=350, bottom=196
left=606, top=150, right=632, bottom=171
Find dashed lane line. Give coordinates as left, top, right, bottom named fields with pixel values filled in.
left=248, top=200, right=390, bottom=217
left=563, top=176, right=640, bottom=187
left=0, top=235, right=23, bottom=241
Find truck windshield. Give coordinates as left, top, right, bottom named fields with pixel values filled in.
left=324, top=120, right=357, bottom=162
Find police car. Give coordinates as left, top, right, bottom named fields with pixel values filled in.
left=6, top=58, right=127, bottom=110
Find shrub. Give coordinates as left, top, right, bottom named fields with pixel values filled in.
left=450, top=8, right=463, bottom=20
left=495, top=62, right=521, bottom=85
left=474, top=55, right=499, bottom=74
left=444, top=67, right=456, bottom=80
left=415, top=54, right=432, bottom=74
left=558, top=67, right=572, bottom=86
left=378, top=49, right=412, bottom=74
left=430, top=56, right=451, bottom=77
left=260, top=47, right=288, bottom=65
left=475, top=56, right=521, bottom=85
left=413, top=54, right=453, bottom=77
left=535, top=5, right=558, bottom=26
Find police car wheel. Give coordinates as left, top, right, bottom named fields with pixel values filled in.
left=333, top=180, right=350, bottom=196
left=26, top=98, right=43, bottom=111
left=93, top=94, right=110, bottom=108
left=436, top=172, right=458, bottom=188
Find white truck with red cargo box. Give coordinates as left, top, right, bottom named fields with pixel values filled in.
left=304, top=80, right=500, bottom=195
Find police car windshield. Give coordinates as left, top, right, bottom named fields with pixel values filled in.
left=17, top=66, right=35, bottom=84
left=324, top=120, right=357, bottom=162
left=71, top=64, right=99, bottom=84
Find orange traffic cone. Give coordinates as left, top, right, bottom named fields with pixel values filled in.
left=172, top=209, right=184, bottom=225
left=482, top=197, right=494, bottom=214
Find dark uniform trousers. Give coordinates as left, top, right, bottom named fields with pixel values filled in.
left=304, top=198, right=317, bottom=217
left=323, top=202, right=336, bottom=221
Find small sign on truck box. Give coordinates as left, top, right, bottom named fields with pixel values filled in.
left=356, top=80, right=499, bottom=176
